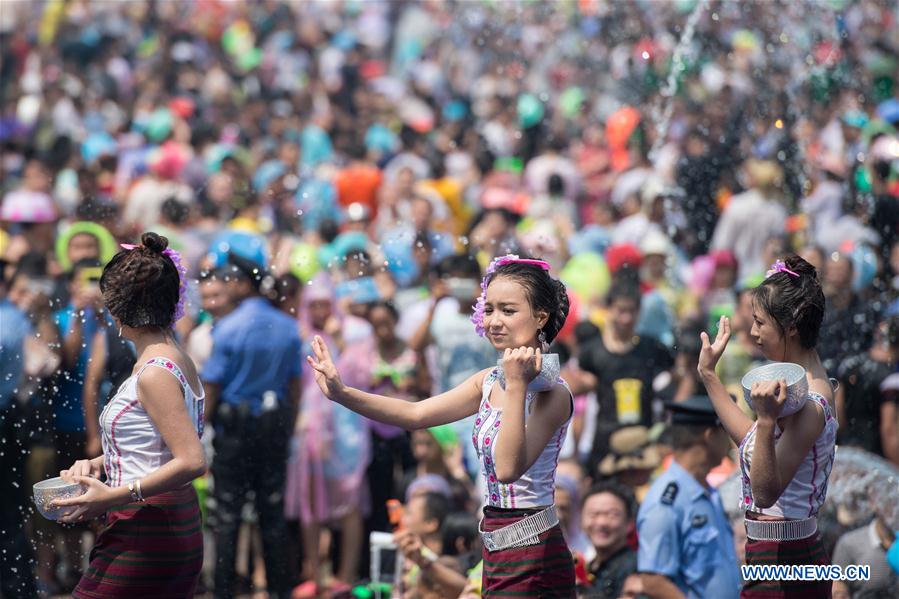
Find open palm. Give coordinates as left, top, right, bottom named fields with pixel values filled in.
left=698, top=315, right=732, bottom=375
left=306, top=335, right=345, bottom=400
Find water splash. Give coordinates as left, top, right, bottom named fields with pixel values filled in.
left=649, top=0, right=710, bottom=162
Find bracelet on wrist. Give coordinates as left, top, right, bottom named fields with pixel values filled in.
left=128, top=480, right=146, bottom=503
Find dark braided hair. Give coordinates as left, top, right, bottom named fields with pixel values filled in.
left=751, top=254, right=825, bottom=349
left=487, top=259, right=570, bottom=343
left=100, top=232, right=180, bottom=329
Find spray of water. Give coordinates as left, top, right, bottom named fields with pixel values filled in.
left=649, top=0, right=711, bottom=162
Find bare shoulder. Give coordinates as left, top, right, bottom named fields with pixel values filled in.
left=137, top=347, right=201, bottom=396
left=471, top=367, right=496, bottom=394
left=533, top=383, right=573, bottom=415
left=782, top=397, right=825, bottom=436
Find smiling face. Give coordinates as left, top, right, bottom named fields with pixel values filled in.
left=582, top=492, right=630, bottom=553
left=483, top=276, right=547, bottom=350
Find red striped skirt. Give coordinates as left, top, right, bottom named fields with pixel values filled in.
left=73, top=486, right=203, bottom=599
left=481, top=506, right=576, bottom=598
left=741, top=533, right=831, bottom=598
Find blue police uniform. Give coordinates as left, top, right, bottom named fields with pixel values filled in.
left=202, top=254, right=301, bottom=598
left=637, top=395, right=741, bottom=599
left=202, top=296, right=302, bottom=415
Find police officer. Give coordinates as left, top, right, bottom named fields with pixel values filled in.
left=636, top=395, right=741, bottom=599
left=203, top=251, right=302, bottom=599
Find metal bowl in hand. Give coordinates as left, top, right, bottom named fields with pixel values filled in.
left=497, top=353, right=561, bottom=393
left=741, top=362, right=809, bottom=417
left=33, top=477, right=86, bottom=521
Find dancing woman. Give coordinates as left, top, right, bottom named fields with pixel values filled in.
left=308, top=255, right=576, bottom=597
left=53, top=232, right=206, bottom=598
left=698, top=255, right=837, bottom=598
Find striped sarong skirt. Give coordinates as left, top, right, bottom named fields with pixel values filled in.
left=73, top=486, right=203, bottom=598
left=481, top=506, right=575, bottom=598
left=741, top=532, right=831, bottom=598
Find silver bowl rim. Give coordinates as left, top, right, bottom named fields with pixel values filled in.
left=740, top=362, right=807, bottom=392
left=33, top=476, right=82, bottom=492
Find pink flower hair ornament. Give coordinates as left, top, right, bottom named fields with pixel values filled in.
left=766, top=259, right=799, bottom=279
left=120, top=243, right=188, bottom=324
left=470, top=254, right=550, bottom=337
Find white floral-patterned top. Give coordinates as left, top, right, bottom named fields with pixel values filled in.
left=100, top=357, right=204, bottom=488
left=472, top=369, right=572, bottom=509
left=738, top=391, right=837, bottom=519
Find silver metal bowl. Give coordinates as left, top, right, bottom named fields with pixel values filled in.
left=33, top=477, right=86, bottom=521
left=497, top=352, right=561, bottom=392
left=741, top=362, right=809, bottom=417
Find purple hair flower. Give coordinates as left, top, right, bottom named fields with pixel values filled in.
left=162, top=248, right=188, bottom=323
left=766, top=259, right=799, bottom=279
left=470, top=254, right=551, bottom=337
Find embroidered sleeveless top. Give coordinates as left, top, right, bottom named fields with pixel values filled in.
left=472, top=368, right=572, bottom=509
left=738, top=391, right=837, bottom=519
left=100, top=357, right=205, bottom=488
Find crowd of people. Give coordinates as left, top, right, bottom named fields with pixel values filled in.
left=2, top=0, right=899, bottom=597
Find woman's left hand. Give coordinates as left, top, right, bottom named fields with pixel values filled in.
left=751, top=379, right=787, bottom=424
left=51, top=476, right=119, bottom=524
left=502, top=347, right=542, bottom=385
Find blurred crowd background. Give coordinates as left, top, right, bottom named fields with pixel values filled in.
left=1, top=0, right=899, bottom=598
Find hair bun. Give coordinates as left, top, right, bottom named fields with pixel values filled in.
left=784, top=254, right=817, bottom=281
left=141, top=232, right=169, bottom=254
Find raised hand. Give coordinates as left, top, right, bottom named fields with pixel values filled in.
left=698, top=315, right=731, bottom=378
left=306, top=335, right=346, bottom=401
left=502, top=347, right=542, bottom=385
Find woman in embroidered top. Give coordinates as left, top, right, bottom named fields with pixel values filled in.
left=52, top=232, right=207, bottom=599
left=308, top=254, right=576, bottom=597
left=698, top=254, right=837, bottom=599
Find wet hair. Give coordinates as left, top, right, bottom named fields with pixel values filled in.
left=440, top=512, right=479, bottom=556
left=487, top=258, right=570, bottom=343
left=100, top=232, right=180, bottom=329
left=751, top=254, right=825, bottom=349
left=583, top=481, right=636, bottom=520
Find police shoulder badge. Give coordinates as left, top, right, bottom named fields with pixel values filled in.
left=661, top=482, right=679, bottom=505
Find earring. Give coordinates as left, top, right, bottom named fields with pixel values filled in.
left=118, top=326, right=123, bottom=337
left=538, top=329, right=548, bottom=352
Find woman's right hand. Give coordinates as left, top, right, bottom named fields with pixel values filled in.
left=61, top=458, right=102, bottom=482
left=306, top=335, right=346, bottom=401
left=698, top=315, right=731, bottom=378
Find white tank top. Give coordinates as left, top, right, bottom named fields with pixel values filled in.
left=738, top=391, right=837, bottom=519
left=472, top=369, right=572, bottom=509
left=100, top=357, right=205, bottom=488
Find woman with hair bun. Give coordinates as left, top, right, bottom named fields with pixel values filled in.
left=308, top=254, right=577, bottom=596
left=698, top=254, right=837, bottom=598
left=52, top=232, right=207, bottom=598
